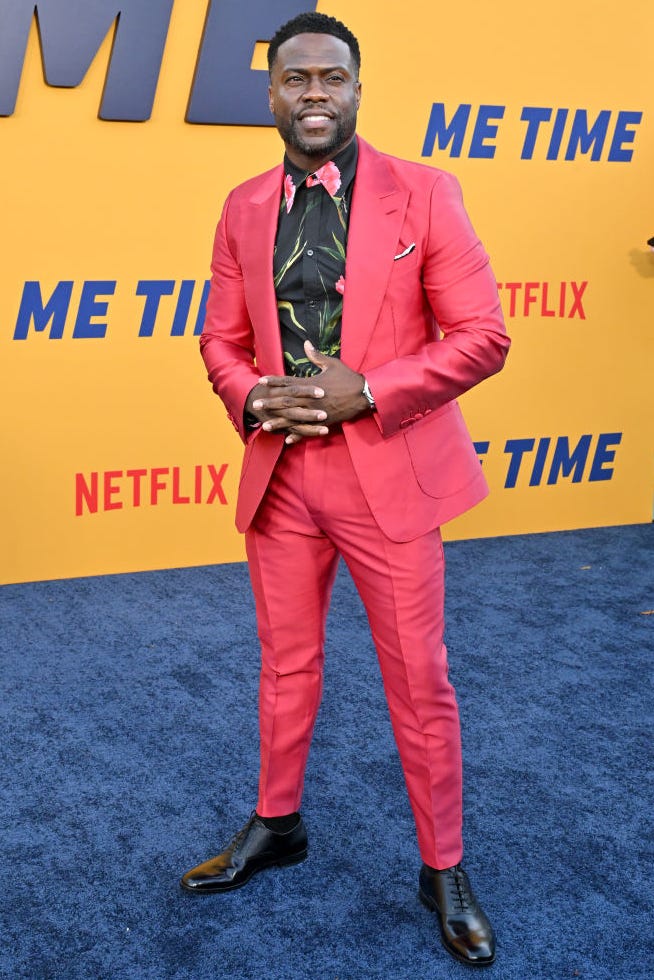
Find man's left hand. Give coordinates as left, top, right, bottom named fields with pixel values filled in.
left=260, top=341, right=370, bottom=444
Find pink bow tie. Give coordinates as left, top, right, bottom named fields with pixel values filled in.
left=284, top=161, right=342, bottom=213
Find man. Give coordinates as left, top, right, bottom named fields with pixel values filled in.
left=181, top=11, right=510, bottom=969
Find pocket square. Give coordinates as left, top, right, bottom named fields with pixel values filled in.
left=394, top=243, right=416, bottom=261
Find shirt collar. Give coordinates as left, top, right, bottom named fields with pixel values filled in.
left=283, top=137, right=358, bottom=212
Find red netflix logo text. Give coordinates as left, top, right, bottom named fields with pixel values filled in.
left=75, top=464, right=228, bottom=516
left=496, top=281, right=588, bottom=319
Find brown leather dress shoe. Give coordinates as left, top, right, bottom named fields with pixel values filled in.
left=419, top=863, right=496, bottom=966
left=180, top=812, right=308, bottom=893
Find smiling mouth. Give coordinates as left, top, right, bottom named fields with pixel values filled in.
left=298, top=113, right=333, bottom=124
left=298, top=115, right=334, bottom=134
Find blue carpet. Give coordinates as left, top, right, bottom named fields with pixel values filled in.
left=1, top=524, right=652, bottom=979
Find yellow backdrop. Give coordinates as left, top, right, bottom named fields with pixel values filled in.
left=1, top=0, right=652, bottom=585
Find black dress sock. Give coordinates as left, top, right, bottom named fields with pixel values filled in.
left=257, top=812, right=300, bottom=833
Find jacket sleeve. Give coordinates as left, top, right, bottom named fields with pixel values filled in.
left=199, top=192, right=261, bottom=443
left=364, top=171, right=510, bottom=437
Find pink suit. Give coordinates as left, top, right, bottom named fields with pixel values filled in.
left=200, top=137, right=509, bottom=869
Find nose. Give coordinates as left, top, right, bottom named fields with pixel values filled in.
left=303, top=76, right=328, bottom=101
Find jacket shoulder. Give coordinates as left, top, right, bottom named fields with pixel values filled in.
left=228, top=164, right=283, bottom=201
left=380, top=151, right=460, bottom=191
left=358, top=137, right=460, bottom=193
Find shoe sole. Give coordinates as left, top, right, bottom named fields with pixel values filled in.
left=418, top=888, right=496, bottom=968
left=180, top=849, right=308, bottom=894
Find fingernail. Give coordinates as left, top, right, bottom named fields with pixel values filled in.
left=259, top=377, right=269, bottom=385
left=317, top=411, right=327, bottom=420
left=314, top=388, right=324, bottom=397
left=285, top=436, right=294, bottom=444
left=252, top=400, right=263, bottom=409
left=262, top=422, right=272, bottom=431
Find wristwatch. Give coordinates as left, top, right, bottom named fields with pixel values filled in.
left=361, top=378, right=376, bottom=410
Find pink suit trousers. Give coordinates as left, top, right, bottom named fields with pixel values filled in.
left=246, top=430, right=464, bottom=871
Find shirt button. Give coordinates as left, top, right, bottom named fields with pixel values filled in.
left=306, top=249, right=314, bottom=256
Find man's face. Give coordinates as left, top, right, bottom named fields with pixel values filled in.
left=268, top=33, right=361, bottom=171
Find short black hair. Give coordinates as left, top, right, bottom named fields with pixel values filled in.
left=267, top=12, right=361, bottom=76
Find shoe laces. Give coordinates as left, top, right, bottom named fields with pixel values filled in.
left=447, top=865, right=474, bottom=913
left=227, top=812, right=255, bottom=850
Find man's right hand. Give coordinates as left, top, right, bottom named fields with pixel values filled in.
left=245, top=378, right=330, bottom=441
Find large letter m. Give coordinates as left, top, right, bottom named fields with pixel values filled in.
left=0, top=0, right=174, bottom=120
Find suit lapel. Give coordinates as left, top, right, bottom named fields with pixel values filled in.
left=341, top=138, right=409, bottom=368
left=235, top=143, right=409, bottom=375
left=240, top=165, right=285, bottom=375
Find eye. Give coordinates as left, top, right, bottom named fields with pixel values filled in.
left=285, top=75, right=304, bottom=85
left=327, top=74, right=345, bottom=83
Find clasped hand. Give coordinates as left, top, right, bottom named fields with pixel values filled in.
left=246, top=340, right=369, bottom=445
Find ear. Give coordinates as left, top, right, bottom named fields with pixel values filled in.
left=355, top=81, right=362, bottom=110
left=268, top=84, right=274, bottom=114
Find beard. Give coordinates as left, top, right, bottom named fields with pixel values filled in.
left=277, top=106, right=357, bottom=160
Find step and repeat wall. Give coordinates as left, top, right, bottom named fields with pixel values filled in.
left=1, top=0, right=652, bottom=585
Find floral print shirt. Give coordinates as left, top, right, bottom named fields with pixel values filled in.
left=273, top=138, right=358, bottom=376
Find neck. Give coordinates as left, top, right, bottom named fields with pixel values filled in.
left=284, top=134, right=356, bottom=173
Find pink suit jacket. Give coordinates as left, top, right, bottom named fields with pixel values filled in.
left=200, top=137, right=510, bottom=542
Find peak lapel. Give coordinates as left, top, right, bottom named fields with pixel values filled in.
left=239, top=165, right=285, bottom=376
left=341, top=139, right=409, bottom=369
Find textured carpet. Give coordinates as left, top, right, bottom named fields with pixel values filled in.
left=1, top=524, right=652, bottom=979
